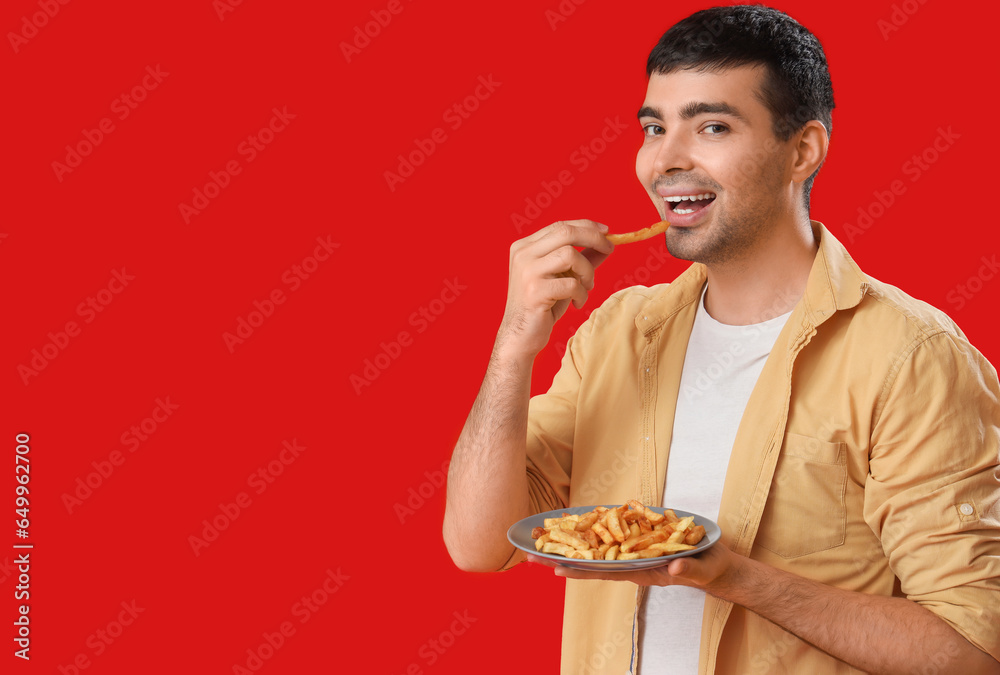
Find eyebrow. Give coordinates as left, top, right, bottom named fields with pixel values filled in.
left=637, top=102, right=746, bottom=123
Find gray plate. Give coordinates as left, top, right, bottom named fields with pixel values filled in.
left=507, top=505, right=721, bottom=571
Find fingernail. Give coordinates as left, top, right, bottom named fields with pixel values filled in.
left=597, top=223, right=609, bottom=232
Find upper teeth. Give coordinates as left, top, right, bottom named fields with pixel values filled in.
left=665, top=193, right=715, bottom=202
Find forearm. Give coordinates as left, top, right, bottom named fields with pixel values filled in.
left=445, top=220, right=613, bottom=572
left=443, top=342, right=535, bottom=572
left=716, top=556, right=999, bottom=674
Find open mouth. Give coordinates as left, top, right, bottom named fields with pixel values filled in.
left=665, top=192, right=716, bottom=215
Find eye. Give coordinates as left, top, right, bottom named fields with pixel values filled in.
left=642, top=123, right=664, bottom=137
left=702, top=123, right=728, bottom=135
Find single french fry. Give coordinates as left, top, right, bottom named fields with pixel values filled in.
left=576, top=511, right=600, bottom=531
left=592, top=522, right=615, bottom=545
left=636, top=548, right=667, bottom=559
left=666, top=530, right=686, bottom=545
left=663, top=509, right=680, bottom=524
left=542, top=542, right=576, bottom=557
left=531, top=527, right=546, bottom=539
left=606, top=220, right=670, bottom=245
left=683, top=525, right=706, bottom=546
left=629, top=522, right=641, bottom=538
left=644, top=507, right=665, bottom=524
left=646, top=542, right=696, bottom=554
left=620, top=532, right=641, bottom=554
left=534, top=533, right=551, bottom=551
left=607, top=509, right=626, bottom=543
left=632, top=530, right=668, bottom=552
left=620, top=529, right=667, bottom=553
left=582, top=529, right=601, bottom=549
left=618, top=552, right=641, bottom=560
left=675, top=516, right=695, bottom=533
left=605, top=545, right=620, bottom=560
left=624, top=501, right=645, bottom=520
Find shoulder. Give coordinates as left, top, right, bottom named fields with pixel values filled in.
left=853, top=275, right=995, bottom=383
left=602, top=283, right=673, bottom=311
left=854, top=276, right=998, bottom=414
left=579, top=283, right=672, bottom=333
left=860, top=275, right=965, bottom=345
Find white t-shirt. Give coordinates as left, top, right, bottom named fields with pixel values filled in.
left=637, top=286, right=791, bottom=675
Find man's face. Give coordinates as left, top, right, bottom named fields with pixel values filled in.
left=635, top=65, right=797, bottom=265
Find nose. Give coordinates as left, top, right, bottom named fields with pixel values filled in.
left=651, top=128, right=695, bottom=175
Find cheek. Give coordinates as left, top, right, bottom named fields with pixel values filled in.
left=710, top=155, right=757, bottom=199
left=726, top=146, right=786, bottom=192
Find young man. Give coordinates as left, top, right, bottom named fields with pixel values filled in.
left=443, top=5, right=1000, bottom=674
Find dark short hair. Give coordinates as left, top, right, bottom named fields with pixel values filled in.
left=647, top=5, right=835, bottom=202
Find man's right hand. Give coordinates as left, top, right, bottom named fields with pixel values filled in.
left=497, top=220, right=614, bottom=359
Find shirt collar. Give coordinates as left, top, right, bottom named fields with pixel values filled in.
left=633, top=221, right=869, bottom=335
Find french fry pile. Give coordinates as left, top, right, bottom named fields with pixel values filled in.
left=531, top=500, right=706, bottom=561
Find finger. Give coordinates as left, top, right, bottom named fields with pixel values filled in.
left=536, top=247, right=597, bottom=289
left=664, top=557, right=713, bottom=588
left=521, top=278, right=574, bottom=321
left=541, top=265, right=589, bottom=312
left=526, top=556, right=619, bottom=581
left=538, top=276, right=581, bottom=305
left=532, top=220, right=614, bottom=256
left=517, top=221, right=574, bottom=247
left=552, top=565, right=661, bottom=586
left=666, top=547, right=724, bottom=586
left=667, top=558, right=692, bottom=579
left=526, top=554, right=559, bottom=568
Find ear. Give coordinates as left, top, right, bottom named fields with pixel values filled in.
left=791, top=120, right=829, bottom=184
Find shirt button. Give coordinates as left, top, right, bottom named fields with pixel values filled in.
left=959, top=503, right=974, bottom=516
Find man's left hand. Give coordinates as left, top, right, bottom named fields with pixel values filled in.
left=527, top=540, right=742, bottom=595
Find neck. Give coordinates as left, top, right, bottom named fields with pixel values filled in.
left=702, top=219, right=818, bottom=325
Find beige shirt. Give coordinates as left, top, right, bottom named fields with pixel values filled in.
left=509, top=223, right=1000, bottom=673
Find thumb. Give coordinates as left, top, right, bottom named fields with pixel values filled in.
left=668, top=557, right=690, bottom=577
left=667, top=556, right=709, bottom=586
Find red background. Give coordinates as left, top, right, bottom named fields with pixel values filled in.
left=3, top=0, right=998, bottom=672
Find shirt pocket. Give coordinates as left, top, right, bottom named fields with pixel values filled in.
left=755, top=433, right=847, bottom=559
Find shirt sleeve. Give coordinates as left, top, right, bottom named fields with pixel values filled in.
left=521, top=290, right=628, bottom=517
left=865, top=330, right=1000, bottom=660
left=522, top=315, right=594, bottom=516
